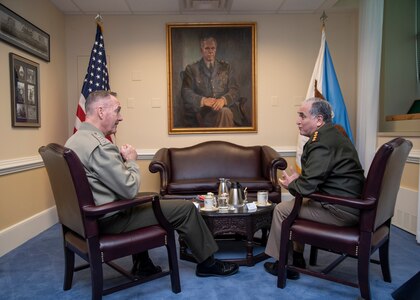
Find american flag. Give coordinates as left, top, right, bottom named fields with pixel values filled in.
left=73, top=22, right=110, bottom=133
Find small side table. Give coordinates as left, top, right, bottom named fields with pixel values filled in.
left=180, top=202, right=274, bottom=266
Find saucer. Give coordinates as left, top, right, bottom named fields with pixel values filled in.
left=200, top=206, right=219, bottom=212
left=254, top=201, right=272, bottom=207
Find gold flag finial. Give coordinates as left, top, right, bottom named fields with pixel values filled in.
left=95, top=14, right=103, bottom=24
left=320, top=11, right=328, bottom=26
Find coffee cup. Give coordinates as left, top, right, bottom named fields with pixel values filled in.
left=257, top=190, right=268, bottom=206
left=204, top=192, right=215, bottom=209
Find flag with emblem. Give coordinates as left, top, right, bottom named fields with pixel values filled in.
left=73, top=19, right=110, bottom=134
left=296, top=24, right=353, bottom=173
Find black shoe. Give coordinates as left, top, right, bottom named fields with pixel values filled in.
left=131, top=257, right=162, bottom=278
left=196, top=259, right=239, bottom=277
left=263, top=261, right=300, bottom=280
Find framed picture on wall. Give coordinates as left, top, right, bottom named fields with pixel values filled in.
left=167, top=22, right=257, bottom=134
left=0, top=3, right=50, bottom=62
left=9, top=53, right=40, bottom=127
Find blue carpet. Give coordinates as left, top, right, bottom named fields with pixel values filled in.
left=1, top=224, right=419, bottom=299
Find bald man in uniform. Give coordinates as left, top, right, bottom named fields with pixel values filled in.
left=65, top=90, right=239, bottom=278
left=264, top=97, right=365, bottom=279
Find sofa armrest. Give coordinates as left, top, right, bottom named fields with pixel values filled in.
left=261, top=146, right=288, bottom=194
left=149, top=148, right=171, bottom=195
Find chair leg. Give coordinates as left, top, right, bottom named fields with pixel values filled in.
left=90, top=256, right=104, bottom=300
left=166, top=241, right=181, bottom=293
left=309, top=246, right=318, bottom=266
left=277, top=240, right=290, bottom=288
left=378, top=238, right=392, bottom=282
left=358, top=250, right=372, bottom=300
left=63, top=246, right=75, bottom=290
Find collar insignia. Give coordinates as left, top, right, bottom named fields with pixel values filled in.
left=312, top=131, right=319, bottom=142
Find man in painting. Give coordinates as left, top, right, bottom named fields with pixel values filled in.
left=181, top=36, right=240, bottom=127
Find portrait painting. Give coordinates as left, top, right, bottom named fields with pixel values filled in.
left=167, top=23, right=257, bottom=134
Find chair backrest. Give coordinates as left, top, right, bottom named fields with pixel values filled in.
left=39, top=143, right=95, bottom=238
left=362, top=138, right=413, bottom=230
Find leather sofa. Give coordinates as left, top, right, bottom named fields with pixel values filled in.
left=149, top=141, right=287, bottom=203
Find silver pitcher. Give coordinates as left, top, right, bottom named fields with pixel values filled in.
left=217, top=178, right=230, bottom=198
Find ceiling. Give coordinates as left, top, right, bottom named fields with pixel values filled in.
left=49, top=0, right=358, bottom=15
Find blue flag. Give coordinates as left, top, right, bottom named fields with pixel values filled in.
left=322, top=40, right=354, bottom=142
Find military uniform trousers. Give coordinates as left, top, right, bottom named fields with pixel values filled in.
left=99, top=199, right=218, bottom=263
left=265, top=198, right=359, bottom=260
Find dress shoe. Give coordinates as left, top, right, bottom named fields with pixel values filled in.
left=263, top=261, right=300, bottom=280
left=196, top=259, right=239, bottom=277
left=131, top=257, right=162, bottom=278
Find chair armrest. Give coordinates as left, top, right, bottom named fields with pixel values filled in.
left=261, top=146, right=287, bottom=193
left=284, top=193, right=304, bottom=224
left=82, top=192, right=159, bottom=217
left=149, top=148, right=170, bottom=195
left=151, top=194, right=175, bottom=233
left=308, top=193, right=376, bottom=210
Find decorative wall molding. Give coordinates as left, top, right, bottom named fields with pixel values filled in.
left=407, top=149, right=420, bottom=164
left=0, top=155, right=43, bottom=176
left=1, top=147, right=418, bottom=176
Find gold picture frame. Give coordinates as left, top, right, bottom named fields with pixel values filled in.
left=167, top=22, right=257, bottom=134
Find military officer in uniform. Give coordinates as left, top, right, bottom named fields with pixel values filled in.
left=264, top=97, right=365, bottom=279
left=181, top=36, right=238, bottom=127
left=65, top=90, right=239, bottom=278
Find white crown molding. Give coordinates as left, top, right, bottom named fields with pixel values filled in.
left=1, top=147, right=418, bottom=176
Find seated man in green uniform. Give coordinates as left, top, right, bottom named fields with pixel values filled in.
left=65, top=90, right=239, bottom=278
left=264, top=97, right=365, bottom=279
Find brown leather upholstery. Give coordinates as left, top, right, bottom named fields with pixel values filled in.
left=149, top=140, right=287, bottom=203
left=276, top=137, right=412, bottom=300
left=39, top=143, right=181, bottom=300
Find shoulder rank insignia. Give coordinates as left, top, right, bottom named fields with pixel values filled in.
left=312, top=131, right=319, bottom=142
left=92, top=132, right=110, bottom=146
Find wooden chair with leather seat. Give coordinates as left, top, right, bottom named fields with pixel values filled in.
left=276, top=137, right=412, bottom=300
left=39, top=143, right=181, bottom=300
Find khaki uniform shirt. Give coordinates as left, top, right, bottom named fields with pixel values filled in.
left=288, top=123, right=365, bottom=215
left=65, top=122, right=140, bottom=211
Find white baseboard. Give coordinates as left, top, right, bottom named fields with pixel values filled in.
left=0, top=206, right=58, bottom=257
left=392, top=187, right=418, bottom=239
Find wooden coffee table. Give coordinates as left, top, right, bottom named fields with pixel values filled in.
left=179, top=199, right=275, bottom=266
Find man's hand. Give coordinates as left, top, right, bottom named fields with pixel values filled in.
left=211, top=98, right=226, bottom=111
left=120, top=144, right=137, bottom=161
left=202, top=97, right=226, bottom=111
left=278, top=167, right=299, bottom=190
left=203, top=97, right=216, bottom=107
